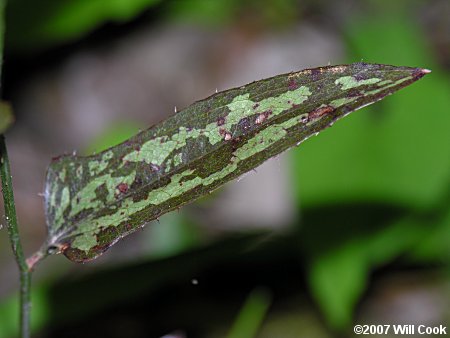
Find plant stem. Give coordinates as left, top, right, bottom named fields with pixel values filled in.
left=0, top=2, right=30, bottom=338
left=0, top=135, right=31, bottom=338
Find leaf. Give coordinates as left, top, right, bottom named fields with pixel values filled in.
left=83, top=120, right=142, bottom=155
left=0, top=101, right=13, bottom=134
left=42, top=63, right=429, bottom=262
left=6, top=0, right=162, bottom=52
left=300, top=204, right=429, bottom=330
left=226, top=288, right=272, bottom=338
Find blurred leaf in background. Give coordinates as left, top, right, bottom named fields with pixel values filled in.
left=226, top=288, right=272, bottom=338
left=0, top=285, right=50, bottom=338
left=145, top=212, right=206, bottom=259
left=0, top=101, right=13, bottom=134
left=165, top=0, right=298, bottom=28
left=82, top=120, right=141, bottom=155
left=5, top=0, right=162, bottom=52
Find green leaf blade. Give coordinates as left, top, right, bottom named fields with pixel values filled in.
left=43, top=63, right=429, bottom=262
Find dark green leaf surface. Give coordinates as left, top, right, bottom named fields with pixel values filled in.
left=42, top=63, right=429, bottom=262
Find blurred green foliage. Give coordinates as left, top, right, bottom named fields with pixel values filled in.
left=0, top=101, right=13, bottom=134
left=5, top=0, right=162, bottom=52
left=165, top=0, right=297, bottom=28
left=226, top=288, right=272, bottom=338
left=146, top=213, right=206, bottom=259
left=0, top=285, right=50, bottom=338
left=82, top=120, right=141, bottom=155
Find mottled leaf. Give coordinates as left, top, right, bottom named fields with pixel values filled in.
left=42, top=63, right=429, bottom=262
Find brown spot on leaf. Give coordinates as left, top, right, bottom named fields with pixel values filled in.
left=150, top=164, right=161, bottom=172
left=255, top=110, right=272, bottom=124
left=117, top=183, right=129, bottom=194
left=309, top=105, right=335, bottom=119
left=288, top=79, right=298, bottom=91
left=217, top=116, right=225, bottom=126
left=238, top=117, right=252, bottom=131
left=310, top=68, right=321, bottom=81
left=224, top=133, right=232, bottom=141
left=253, top=103, right=260, bottom=109
left=51, top=154, right=66, bottom=161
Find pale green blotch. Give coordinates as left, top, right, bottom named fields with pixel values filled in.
left=88, top=150, right=113, bottom=176
left=53, top=186, right=70, bottom=231
left=205, top=86, right=311, bottom=145
left=49, top=184, right=57, bottom=211
left=122, top=138, right=177, bottom=166
left=234, top=115, right=298, bottom=161
left=330, top=97, right=359, bottom=108
left=173, top=153, right=183, bottom=167
left=60, top=168, right=66, bottom=182
left=70, top=176, right=105, bottom=217
left=71, top=169, right=202, bottom=251
left=329, top=76, right=412, bottom=107
left=148, top=170, right=202, bottom=205
left=198, top=100, right=309, bottom=186
left=69, top=171, right=136, bottom=217
left=122, top=127, right=201, bottom=168
left=89, top=160, right=108, bottom=176
left=203, top=115, right=299, bottom=186
left=71, top=232, right=98, bottom=252
left=202, top=161, right=238, bottom=186
left=102, top=150, right=114, bottom=161
left=335, top=76, right=381, bottom=90
left=121, top=87, right=312, bottom=167
left=377, top=79, right=393, bottom=86
left=166, top=158, right=172, bottom=172
left=365, top=76, right=412, bottom=96
left=76, top=165, right=83, bottom=178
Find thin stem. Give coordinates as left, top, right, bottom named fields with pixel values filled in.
left=0, top=135, right=31, bottom=338
left=0, top=0, right=31, bottom=337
